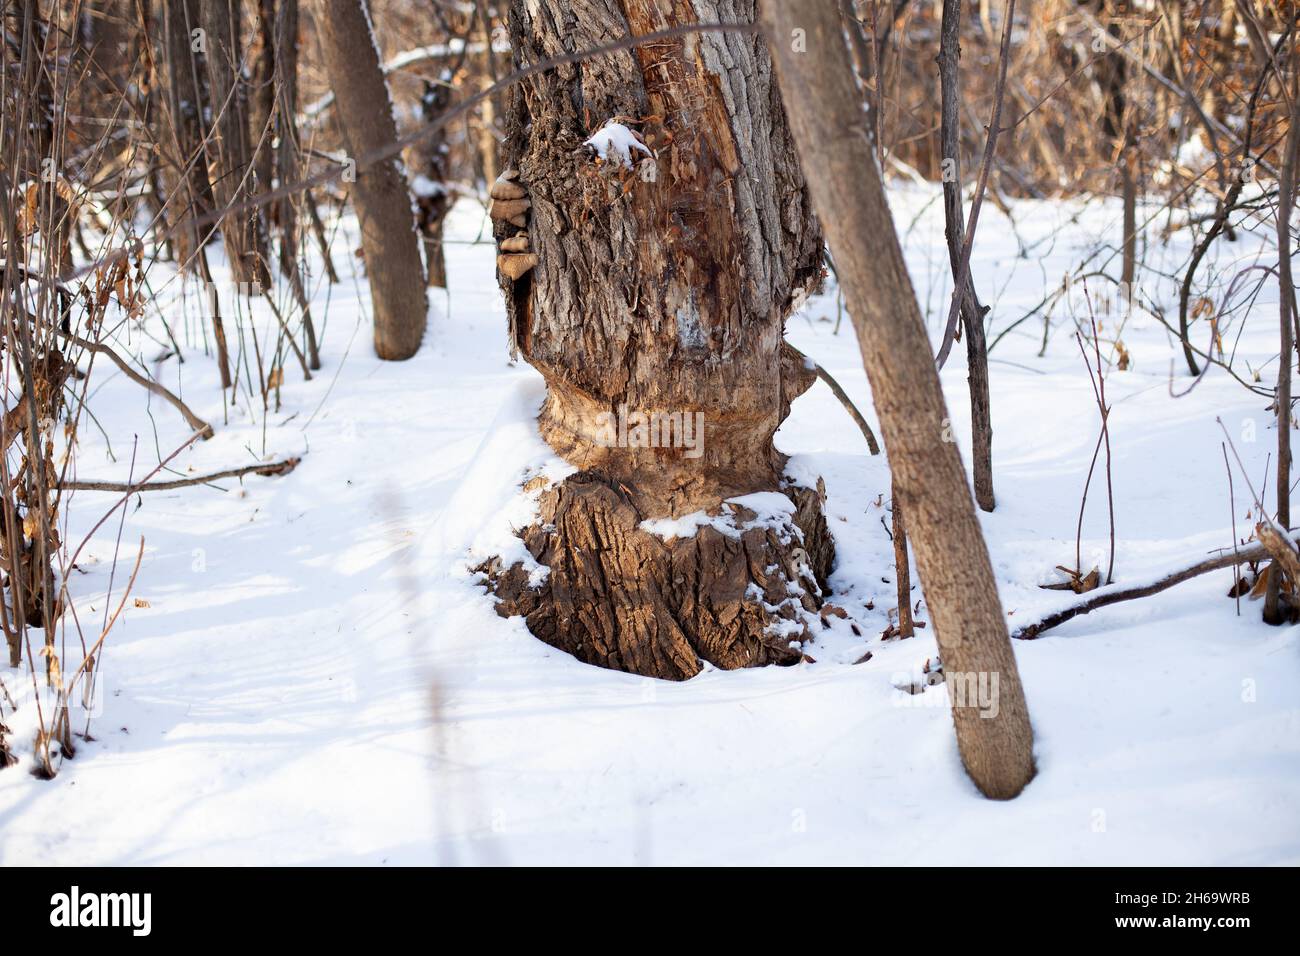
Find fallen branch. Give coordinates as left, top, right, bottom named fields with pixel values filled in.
left=1012, top=533, right=1299, bottom=640
left=61, top=331, right=214, bottom=439
left=62, top=457, right=299, bottom=493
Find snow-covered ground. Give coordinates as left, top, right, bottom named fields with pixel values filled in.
left=2, top=186, right=1297, bottom=865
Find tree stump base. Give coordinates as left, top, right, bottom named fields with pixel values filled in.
left=478, top=472, right=834, bottom=680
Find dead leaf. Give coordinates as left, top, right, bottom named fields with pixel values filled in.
left=133, top=597, right=151, bottom=608
left=1249, top=563, right=1271, bottom=600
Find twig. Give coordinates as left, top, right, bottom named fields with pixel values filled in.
left=934, top=0, right=1015, bottom=368
left=62, top=456, right=299, bottom=493
left=812, top=362, right=880, bottom=455
left=1013, top=534, right=1296, bottom=641
left=61, top=329, right=213, bottom=438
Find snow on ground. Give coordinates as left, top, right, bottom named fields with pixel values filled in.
left=1, top=187, right=1298, bottom=865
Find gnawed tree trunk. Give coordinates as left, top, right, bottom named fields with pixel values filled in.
left=481, top=0, right=832, bottom=680
left=762, top=0, right=1035, bottom=799
left=311, top=0, right=427, bottom=360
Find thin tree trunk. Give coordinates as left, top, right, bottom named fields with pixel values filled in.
left=201, top=0, right=271, bottom=290
left=153, top=0, right=215, bottom=272
left=1264, top=91, right=1299, bottom=624
left=762, top=0, right=1035, bottom=799
left=415, top=79, right=453, bottom=289
left=483, top=0, right=832, bottom=680
left=892, top=482, right=913, bottom=638
left=269, top=0, right=319, bottom=369
left=938, top=0, right=993, bottom=512
left=250, top=0, right=277, bottom=207
left=310, top=0, right=427, bottom=359
left=1121, top=158, right=1137, bottom=290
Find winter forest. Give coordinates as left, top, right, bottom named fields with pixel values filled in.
left=0, top=0, right=1297, bottom=868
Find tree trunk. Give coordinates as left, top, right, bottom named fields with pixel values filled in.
left=1264, top=93, right=1298, bottom=624
left=415, top=80, right=452, bottom=289
left=310, top=0, right=427, bottom=360
left=482, top=0, right=833, bottom=680
left=201, top=0, right=272, bottom=290
left=938, top=0, right=994, bottom=512
left=153, top=0, right=215, bottom=271
left=761, top=0, right=1035, bottom=799
left=266, top=0, right=320, bottom=369
left=891, top=482, right=914, bottom=639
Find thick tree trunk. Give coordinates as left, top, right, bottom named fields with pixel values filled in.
left=201, top=0, right=272, bottom=290
left=483, top=0, right=833, bottom=680
left=311, top=0, right=427, bottom=360
left=761, top=0, right=1035, bottom=799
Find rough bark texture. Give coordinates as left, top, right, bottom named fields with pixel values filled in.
left=311, top=0, right=427, bottom=360
left=761, top=0, right=1035, bottom=799
left=484, top=0, right=832, bottom=680
left=484, top=475, right=832, bottom=680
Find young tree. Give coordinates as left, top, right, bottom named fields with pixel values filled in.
left=938, top=0, right=994, bottom=512
left=484, top=0, right=833, bottom=680
left=310, top=0, right=427, bottom=360
left=761, top=0, right=1035, bottom=799
left=152, top=0, right=216, bottom=271
left=202, top=0, right=272, bottom=290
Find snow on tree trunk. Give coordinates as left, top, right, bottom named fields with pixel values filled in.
left=481, top=0, right=834, bottom=680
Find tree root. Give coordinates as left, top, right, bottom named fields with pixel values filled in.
left=477, top=471, right=834, bottom=680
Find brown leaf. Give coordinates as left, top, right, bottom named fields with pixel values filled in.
left=1249, top=562, right=1271, bottom=600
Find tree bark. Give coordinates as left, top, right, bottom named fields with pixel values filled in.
left=761, top=0, right=1035, bottom=799
left=310, top=0, right=427, bottom=359
left=891, top=481, right=913, bottom=638
left=483, top=0, right=833, bottom=680
left=201, top=0, right=272, bottom=290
